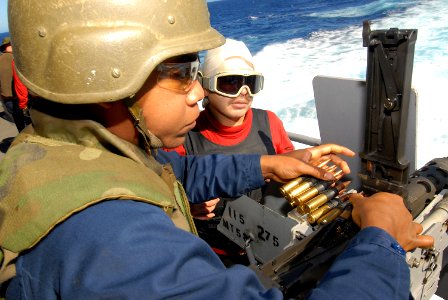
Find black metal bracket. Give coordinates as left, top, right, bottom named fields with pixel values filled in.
left=359, top=20, right=418, bottom=196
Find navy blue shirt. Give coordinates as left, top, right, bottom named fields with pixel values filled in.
left=154, top=150, right=265, bottom=203
left=6, top=201, right=409, bottom=299
left=5, top=153, right=410, bottom=299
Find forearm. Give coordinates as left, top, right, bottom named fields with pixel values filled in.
left=155, top=150, right=265, bottom=203
left=308, top=227, right=410, bottom=300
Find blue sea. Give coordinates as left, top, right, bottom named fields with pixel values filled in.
left=208, top=0, right=448, bottom=168
left=1, top=1, right=446, bottom=168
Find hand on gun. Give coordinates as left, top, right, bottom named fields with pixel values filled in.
left=350, top=192, right=434, bottom=251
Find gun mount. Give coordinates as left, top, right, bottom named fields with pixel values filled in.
left=217, top=21, right=448, bottom=300
left=359, top=20, right=418, bottom=198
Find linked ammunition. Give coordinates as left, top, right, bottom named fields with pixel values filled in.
left=336, top=192, right=352, bottom=203
left=293, top=181, right=332, bottom=206
left=302, top=181, right=349, bottom=214
left=288, top=178, right=319, bottom=206
left=317, top=202, right=352, bottom=225
left=313, top=158, right=332, bottom=168
left=296, top=205, right=305, bottom=215
left=317, top=206, right=343, bottom=224
left=280, top=159, right=332, bottom=198
left=307, top=192, right=352, bottom=223
left=322, top=164, right=338, bottom=173
left=281, top=159, right=346, bottom=207
left=280, top=176, right=306, bottom=198
left=332, top=169, right=343, bottom=179
left=339, top=204, right=353, bottom=220
left=307, top=198, right=339, bottom=224
left=296, top=167, right=347, bottom=205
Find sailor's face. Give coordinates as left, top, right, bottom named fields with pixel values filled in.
left=205, top=59, right=255, bottom=125
left=135, top=56, right=204, bottom=148
left=207, top=88, right=253, bottom=125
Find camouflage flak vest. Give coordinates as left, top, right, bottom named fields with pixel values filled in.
left=0, top=132, right=196, bottom=283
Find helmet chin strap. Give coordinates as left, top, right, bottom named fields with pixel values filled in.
left=125, top=98, right=164, bottom=150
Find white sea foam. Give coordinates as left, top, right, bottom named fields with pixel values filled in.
left=306, top=0, right=411, bottom=18
left=253, top=0, right=448, bottom=168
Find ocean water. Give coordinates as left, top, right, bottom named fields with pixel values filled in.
left=208, top=0, right=448, bottom=168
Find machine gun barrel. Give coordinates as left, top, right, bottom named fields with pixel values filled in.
left=405, top=157, right=448, bottom=218
left=420, top=192, right=448, bottom=233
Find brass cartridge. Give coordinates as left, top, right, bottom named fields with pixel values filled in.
left=333, top=169, right=343, bottom=179
left=325, top=165, right=338, bottom=173
left=313, top=158, right=331, bottom=168
left=280, top=176, right=306, bottom=197
left=296, top=205, right=306, bottom=215
left=317, top=202, right=352, bottom=225
left=287, top=178, right=319, bottom=206
left=339, top=205, right=353, bottom=220
left=336, top=193, right=352, bottom=203
left=293, top=181, right=332, bottom=206
left=280, top=159, right=334, bottom=202
left=309, top=193, right=352, bottom=223
left=303, top=193, right=331, bottom=214
left=317, top=207, right=343, bottom=225
left=307, top=199, right=339, bottom=224
left=302, top=181, right=349, bottom=213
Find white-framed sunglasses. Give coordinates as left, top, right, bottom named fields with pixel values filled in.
left=200, top=72, right=264, bottom=97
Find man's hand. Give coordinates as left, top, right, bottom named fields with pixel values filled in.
left=260, top=143, right=355, bottom=182
left=350, top=192, right=434, bottom=251
left=190, top=198, right=220, bottom=220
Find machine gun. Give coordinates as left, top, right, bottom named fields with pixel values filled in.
left=217, top=21, right=448, bottom=299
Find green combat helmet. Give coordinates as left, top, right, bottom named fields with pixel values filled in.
left=9, top=0, right=225, bottom=104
